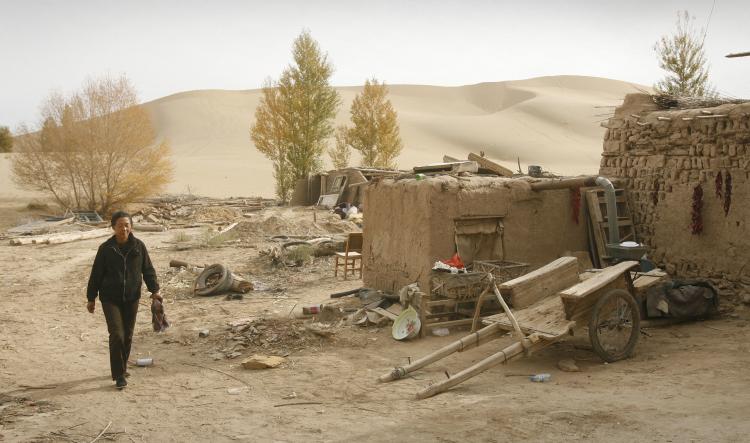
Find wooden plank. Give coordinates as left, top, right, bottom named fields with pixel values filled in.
left=497, top=257, right=579, bottom=309
left=562, top=278, right=627, bottom=321
left=484, top=294, right=576, bottom=338
left=43, top=228, right=112, bottom=245
left=468, top=152, right=513, bottom=177
left=413, top=161, right=479, bottom=174
left=371, top=307, right=398, bottom=321
left=581, top=189, right=602, bottom=269
left=586, top=190, right=609, bottom=265
left=559, top=261, right=638, bottom=301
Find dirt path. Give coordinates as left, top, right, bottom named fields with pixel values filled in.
left=1, top=203, right=749, bottom=442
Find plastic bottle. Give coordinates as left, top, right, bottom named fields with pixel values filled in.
left=529, top=373, right=551, bottom=382
left=136, top=357, right=154, bottom=367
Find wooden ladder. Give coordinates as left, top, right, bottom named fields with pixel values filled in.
left=584, top=188, right=636, bottom=267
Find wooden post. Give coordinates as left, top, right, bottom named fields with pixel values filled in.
left=415, top=340, right=527, bottom=399
left=491, top=278, right=524, bottom=340
left=377, top=323, right=503, bottom=383
left=470, top=285, right=492, bottom=332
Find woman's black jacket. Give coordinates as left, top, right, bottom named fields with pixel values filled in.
left=86, top=234, right=159, bottom=304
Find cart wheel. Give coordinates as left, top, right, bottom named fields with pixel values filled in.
left=588, top=288, right=640, bottom=363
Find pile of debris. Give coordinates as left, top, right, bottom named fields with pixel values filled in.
left=133, top=196, right=273, bottom=226
left=218, top=317, right=332, bottom=359
left=298, top=287, right=418, bottom=339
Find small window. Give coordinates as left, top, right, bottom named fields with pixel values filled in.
left=330, top=175, right=346, bottom=193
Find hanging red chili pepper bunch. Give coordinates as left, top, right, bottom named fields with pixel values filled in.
left=691, top=184, right=703, bottom=235
left=652, top=179, right=660, bottom=206
left=724, top=171, right=732, bottom=216
left=570, top=187, right=581, bottom=224
left=715, top=171, right=723, bottom=199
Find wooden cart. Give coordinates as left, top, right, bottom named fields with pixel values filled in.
left=378, top=258, right=642, bottom=399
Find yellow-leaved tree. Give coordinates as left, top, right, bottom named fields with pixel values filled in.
left=343, top=78, right=402, bottom=169
left=328, top=125, right=352, bottom=169
left=251, top=30, right=341, bottom=202
left=11, top=75, right=173, bottom=214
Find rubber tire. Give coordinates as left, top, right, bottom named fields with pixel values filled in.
left=194, top=264, right=232, bottom=296
left=588, top=288, right=640, bottom=363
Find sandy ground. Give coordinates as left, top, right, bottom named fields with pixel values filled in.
left=0, top=75, right=646, bottom=199
left=1, top=199, right=749, bottom=442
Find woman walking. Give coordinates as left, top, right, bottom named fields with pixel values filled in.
left=86, top=211, right=161, bottom=389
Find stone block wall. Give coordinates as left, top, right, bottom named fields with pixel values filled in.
left=599, top=94, right=750, bottom=297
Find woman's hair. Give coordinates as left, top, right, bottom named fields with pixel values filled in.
left=110, top=210, right=132, bottom=227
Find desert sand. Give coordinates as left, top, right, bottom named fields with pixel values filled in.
left=0, top=75, right=645, bottom=200
left=0, top=202, right=748, bottom=442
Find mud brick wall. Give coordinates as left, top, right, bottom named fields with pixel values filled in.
left=599, top=94, right=750, bottom=298
left=362, top=176, right=588, bottom=293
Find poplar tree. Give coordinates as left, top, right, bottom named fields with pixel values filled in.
left=346, top=79, right=402, bottom=169
left=654, top=10, right=715, bottom=97
left=328, top=125, right=351, bottom=169
left=0, top=126, right=12, bottom=152
left=251, top=30, right=340, bottom=202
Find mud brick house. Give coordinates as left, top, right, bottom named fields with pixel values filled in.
left=600, top=94, right=749, bottom=294
left=361, top=175, right=587, bottom=293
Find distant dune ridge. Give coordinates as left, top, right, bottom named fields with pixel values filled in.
left=1, top=75, right=646, bottom=199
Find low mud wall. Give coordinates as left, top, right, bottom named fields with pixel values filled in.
left=600, top=94, right=750, bottom=296
left=362, top=176, right=587, bottom=293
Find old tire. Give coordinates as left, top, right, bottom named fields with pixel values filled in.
left=588, top=288, right=640, bottom=363
left=194, top=264, right=233, bottom=296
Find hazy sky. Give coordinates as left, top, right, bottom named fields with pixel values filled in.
left=1, top=0, right=747, bottom=128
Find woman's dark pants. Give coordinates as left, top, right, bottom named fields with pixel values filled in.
left=102, top=300, right=140, bottom=380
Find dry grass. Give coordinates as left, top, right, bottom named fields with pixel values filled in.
left=200, top=227, right=238, bottom=248
left=25, top=201, right=50, bottom=211
left=171, top=231, right=192, bottom=243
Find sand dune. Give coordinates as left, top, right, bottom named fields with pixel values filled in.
left=1, top=75, right=646, bottom=199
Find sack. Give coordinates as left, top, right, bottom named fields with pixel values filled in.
left=646, top=280, right=718, bottom=319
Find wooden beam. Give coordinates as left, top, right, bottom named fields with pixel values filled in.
left=9, top=228, right=110, bottom=245
left=415, top=339, right=528, bottom=399
left=468, top=153, right=513, bottom=177
left=498, top=257, right=579, bottom=309
left=530, top=176, right=598, bottom=191
left=377, top=323, right=503, bottom=383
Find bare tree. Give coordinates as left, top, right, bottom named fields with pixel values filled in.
left=11, top=75, right=173, bottom=214
left=654, top=10, right=715, bottom=97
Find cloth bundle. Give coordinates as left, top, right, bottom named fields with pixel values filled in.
left=151, top=299, right=170, bottom=332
